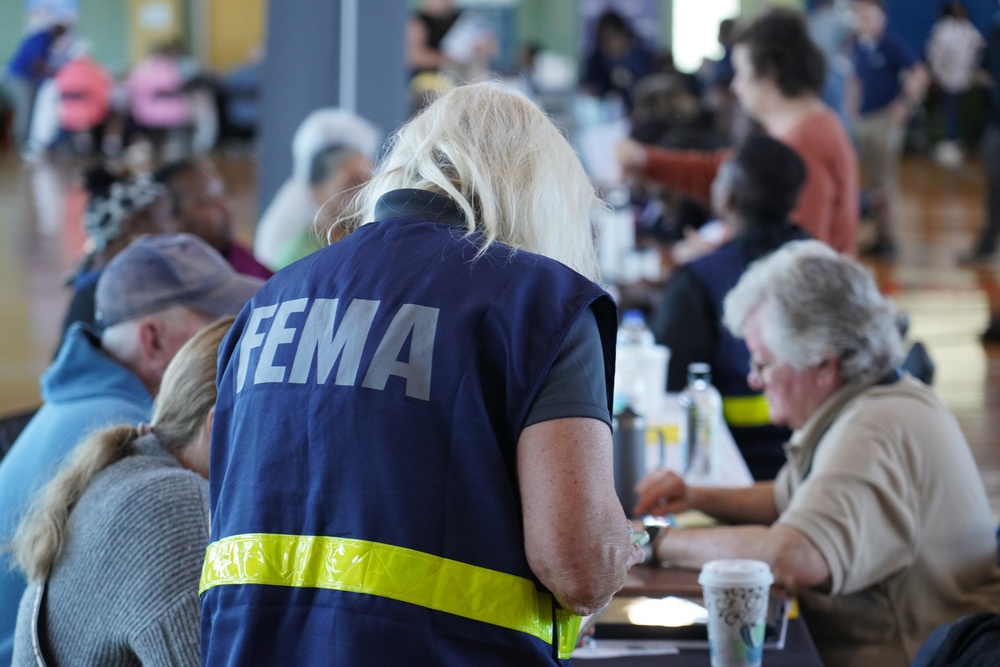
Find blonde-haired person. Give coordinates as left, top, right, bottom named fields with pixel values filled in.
left=202, top=82, right=643, bottom=665
left=635, top=241, right=1000, bottom=667
left=9, top=317, right=234, bottom=667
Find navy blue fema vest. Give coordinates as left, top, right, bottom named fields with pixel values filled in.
left=689, top=243, right=790, bottom=480
left=201, top=190, right=616, bottom=666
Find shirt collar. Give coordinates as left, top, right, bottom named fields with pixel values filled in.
left=374, top=189, right=468, bottom=228
left=784, top=371, right=903, bottom=476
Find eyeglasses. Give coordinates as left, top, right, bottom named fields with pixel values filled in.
left=748, top=358, right=775, bottom=378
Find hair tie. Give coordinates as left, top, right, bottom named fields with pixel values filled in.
left=136, top=423, right=153, bottom=437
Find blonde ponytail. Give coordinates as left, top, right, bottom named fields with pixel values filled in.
left=10, top=425, right=141, bottom=581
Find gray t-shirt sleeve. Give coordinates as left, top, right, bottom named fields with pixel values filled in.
left=523, top=307, right=611, bottom=429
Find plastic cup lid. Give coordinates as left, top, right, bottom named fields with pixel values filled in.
left=698, top=559, right=774, bottom=588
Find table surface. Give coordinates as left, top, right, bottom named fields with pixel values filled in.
left=576, top=565, right=824, bottom=666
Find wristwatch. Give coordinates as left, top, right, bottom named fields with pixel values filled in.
left=639, top=525, right=660, bottom=564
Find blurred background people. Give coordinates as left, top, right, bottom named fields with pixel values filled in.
left=152, top=158, right=272, bottom=279
left=808, top=0, right=854, bottom=125
left=2, top=20, right=67, bottom=156
left=617, top=8, right=859, bottom=257
left=52, top=40, right=112, bottom=156
left=926, top=1, right=984, bottom=168
left=253, top=107, right=379, bottom=270
left=216, top=46, right=263, bottom=146
left=60, top=166, right=174, bottom=342
left=405, top=0, right=497, bottom=113
left=126, top=42, right=192, bottom=161
left=10, top=317, right=232, bottom=666
left=649, top=135, right=808, bottom=481
left=850, top=0, right=930, bottom=257
left=269, top=143, right=371, bottom=269
left=580, top=9, right=653, bottom=112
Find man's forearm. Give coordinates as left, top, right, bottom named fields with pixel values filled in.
left=689, top=482, right=778, bottom=525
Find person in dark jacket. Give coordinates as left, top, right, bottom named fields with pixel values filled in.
left=648, top=134, right=808, bottom=479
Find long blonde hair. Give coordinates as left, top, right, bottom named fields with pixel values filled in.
left=332, top=82, right=605, bottom=282
left=9, top=317, right=233, bottom=581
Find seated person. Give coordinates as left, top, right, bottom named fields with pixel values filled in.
left=270, top=143, right=371, bottom=269
left=53, top=42, right=112, bottom=155
left=152, top=157, right=272, bottom=279
left=0, top=234, right=262, bottom=662
left=616, top=8, right=858, bottom=257
left=649, top=135, right=808, bottom=480
left=9, top=317, right=232, bottom=665
left=635, top=241, right=1000, bottom=667
left=60, top=165, right=175, bottom=343
left=253, top=108, right=379, bottom=270
left=580, top=9, right=652, bottom=111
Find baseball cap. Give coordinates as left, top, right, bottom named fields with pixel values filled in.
left=96, top=233, right=265, bottom=327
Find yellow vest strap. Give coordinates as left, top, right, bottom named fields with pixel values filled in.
left=200, top=533, right=580, bottom=659
left=722, top=394, right=771, bottom=427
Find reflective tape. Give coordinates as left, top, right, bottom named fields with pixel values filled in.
left=200, top=533, right=580, bottom=659
left=722, top=394, right=772, bottom=427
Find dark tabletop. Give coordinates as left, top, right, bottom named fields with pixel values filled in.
left=575, top=565, right=824, bottom=667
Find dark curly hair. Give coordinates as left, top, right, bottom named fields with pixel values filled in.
left=733, top=8, right=826, bottom=98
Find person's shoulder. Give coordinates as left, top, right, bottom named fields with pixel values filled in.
left=99, top=454, right=207, bottom=512
left=786, top=108, right=853, bottom=158
left=851, top=375, right=948, bottom=420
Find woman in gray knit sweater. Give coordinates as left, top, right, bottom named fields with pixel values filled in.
left=8, top=317, right=233, bottom=667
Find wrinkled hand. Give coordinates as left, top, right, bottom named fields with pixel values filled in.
left=615, top=138, right=647, bottom=174
left=633, top=469, right=689, bottom=517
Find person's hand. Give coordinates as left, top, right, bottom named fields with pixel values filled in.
left=627, top=541, right=647, bottom=569
left=889, top=98, right=913, bottom=125
left=633, top=469, right=689, bottom=516
left=671, top=227, right=724, bottom=266
left=615, top=138, right=647, bottom=175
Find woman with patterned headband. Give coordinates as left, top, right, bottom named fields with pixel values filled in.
left=58, top=164, right=174, bottom=347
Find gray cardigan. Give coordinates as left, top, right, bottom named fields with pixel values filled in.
left=12, top=436, right=208, bottom=666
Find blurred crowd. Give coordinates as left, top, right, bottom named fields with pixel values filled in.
left=3, top=1, right=1000, bottom=666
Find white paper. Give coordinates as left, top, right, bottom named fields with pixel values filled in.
left=573, top=639, right=680, bottom=659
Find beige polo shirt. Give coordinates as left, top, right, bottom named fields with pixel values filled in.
left=774, top=375, right=1000, bottom=667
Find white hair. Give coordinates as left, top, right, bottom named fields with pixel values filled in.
left=337, top=82, right=604, bottom=282
left=723, top=240, right=903, bottom=384
left=291, top=109, right=381, bottom=181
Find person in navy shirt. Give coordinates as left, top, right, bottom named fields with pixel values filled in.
left=849, top=0, right=929, bottom=257
left=201, top=82, right=645, bottom=666
left=2, top=22, right=68, bottom=154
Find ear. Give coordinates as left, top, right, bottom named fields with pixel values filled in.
left=204, top=405, right=215, bottom=440
left=817, top=355, right=841, bottom=388
left=137, top=317, right=172, bottom=375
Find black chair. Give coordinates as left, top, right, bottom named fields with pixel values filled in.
left=0, top=406, right=39, bottom=463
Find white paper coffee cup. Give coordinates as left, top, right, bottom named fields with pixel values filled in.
left=698, top=559, right=774, bottom=667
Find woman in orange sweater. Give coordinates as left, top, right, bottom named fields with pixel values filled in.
left=617, top=8, right=859, bottom=257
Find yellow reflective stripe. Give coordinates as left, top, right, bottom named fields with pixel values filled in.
left=722, top=394, right=771, bottom=427
left=200, top=533, right=580, bottom=658
left=554, top=607, right=582, bottom=659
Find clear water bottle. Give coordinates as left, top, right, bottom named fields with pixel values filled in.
left=679, top=362, right=722, bottom=478
left=614, top=311, right=655, bottom=413
left=617, top=310, right=655, bottom=347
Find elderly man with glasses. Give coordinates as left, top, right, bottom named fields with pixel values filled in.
left=634, top=240, right=1000, bottom=667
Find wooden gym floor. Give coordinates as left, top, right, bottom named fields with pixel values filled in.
left=1, top=148, right=999, bottom=514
